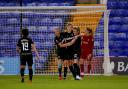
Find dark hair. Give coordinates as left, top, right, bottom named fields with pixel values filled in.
left=74, top=27, right=80, bottom=33
left=86, top=27, right=93, bottom=34
left=22, top=28, right=29, bottom=37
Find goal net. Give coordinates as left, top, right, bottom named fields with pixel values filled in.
left=0, top=6, right=111, bottom=75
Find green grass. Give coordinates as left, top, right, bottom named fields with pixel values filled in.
left=0, top=75, right=128, bottom=89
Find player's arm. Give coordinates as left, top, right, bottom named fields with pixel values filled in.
left=16, top=46, right=21, bottom=53
left=16, top=39, right=21, bottom=53
left=32, top=43, right=40, bottom=60
left=59, top=36, right=78, bottom=47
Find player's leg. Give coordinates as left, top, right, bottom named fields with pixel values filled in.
left=20, top=65, right=25, bottom=83
left=27, top=55, right=33, bottom=82
left=57, top=58, right=63, bottom=80
left=20, top=55, right=26, bottom=83
left=28, top=66, right=33, bottom=82
left=80, top=58, right=84, bottom=77
left=68, top=60, right=76, bottom=79
left=87, top=54, right=93, bottom=74
left=63, top=60, right=68, bottom=80
left=73, top=54, right=81, bottom=79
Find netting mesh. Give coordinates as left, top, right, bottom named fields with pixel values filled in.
left=0, top=6, right=105, bottom=75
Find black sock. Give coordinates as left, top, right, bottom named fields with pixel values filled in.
left=20, top=68, right=25, bottom=79
left=58, top=68, right=62, bottom=77
left=64, top=67, right=67, bottom=78
left=77, top=65, right=80, bottom=76
left=29, top=69, right=33, bottom=81
left=73, top=63, right=78, bottom=75
left=69, top=66, right=76, bottom=78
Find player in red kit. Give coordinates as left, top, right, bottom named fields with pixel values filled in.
left=80, top=27, right=94, bottom=77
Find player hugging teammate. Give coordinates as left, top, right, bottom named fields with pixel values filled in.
left=54, top=24, right=94, bottom=80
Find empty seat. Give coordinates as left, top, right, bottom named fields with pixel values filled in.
left=7, top=18, right=19, bottom=24
left=120, top=25, right=128, bottom=32
left=107, top=1, right=118, bottom=9
left=114, top=33, right=126, bottom=40
left=122, top=17, right=128, bottom=24
left=48, top=26, right=59, bottom=32
left=109, top=49, right=123, bottom=56
left=52, top=18, right=63, bottom=23
left=109, top=33, right=116, bottom=40
left=109, top=17, right=122, bottom=25
left=26, top=2, right=37, bottom=6
left=48, top=3, right=59, bottom=6
left=37, top=26, right=48, bottom=32
left=118, top=1, right=128, bottom=9
left=109, top=25, right=120, bottom=32
left=37, top=3, right=47, bottom=6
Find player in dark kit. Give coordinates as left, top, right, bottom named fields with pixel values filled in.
left=62, top=24, right=76, bottom=80
left=72, top=27, right=81, bottom=80
left=16, top=28, right=39, bottom=83
left=54, top=28, right=65, bottom=80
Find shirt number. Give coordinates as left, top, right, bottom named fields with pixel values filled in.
left=22, top=42, right=29, bottom=51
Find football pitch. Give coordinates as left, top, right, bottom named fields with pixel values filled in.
left=0, top=75, right=128, bottom=89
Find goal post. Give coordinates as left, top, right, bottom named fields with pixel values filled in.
left=0, top=6, right=112, bottom=76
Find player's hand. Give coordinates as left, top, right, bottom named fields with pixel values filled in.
left=87, top=54, right=92, bottom=60
left=36, top=56, right=40, bottom=60
left=83, top=41, right=88, bottom=44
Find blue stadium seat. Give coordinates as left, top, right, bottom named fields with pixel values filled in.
left=48, top=26, right=59, bottom=32
left=109, top=25, right=120, bottom=32
left=26, top=2, right=37, bottom=6
left=110, top=9, right=126, bottom=17
left=37, top=26, right=48, bottom=32
left=52, top=18, right=63, bottom=24
left=7, top=18, right=19, bottom=24
left=107, top=1, right=118, bottom=9
left=109, top=17, right=122, bottom=25
left=117, top=1, right=128, bottom=9
left=28, top=26, right=37, bottom=32
left=48, top=3, right=59, bottom=6
left=60, top=3, right=71, bottom=6
left=109, top=49, right=123, bottom=56
left=94, top=33, right=104, bottom=40
left=22, top=18, right=29, bottom=24
left=39, top=18, right=52, bottom=24
left=109, top=33, right=116, bottom=40
left=37, top=3, right=47, bottom=6
left=122, top=17, right=128, bottom=24
left=114, top=33, right=126, bottom=40
left=120, top=25, right=128, bottom=32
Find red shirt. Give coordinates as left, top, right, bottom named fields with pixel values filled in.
left=81, top=35, right=94, bottom=55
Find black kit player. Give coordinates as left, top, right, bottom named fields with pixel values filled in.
left=54, top=27, right=81, bottom=80
left=16, top=28, right=40, bottom=83
left=54, top=28, right=65, bottom=80
left=62, top=24, right=76, bottom=80
left=72, top=27, right=81, bottom=80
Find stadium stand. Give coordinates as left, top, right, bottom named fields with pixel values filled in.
left=0, top=0, right=75, bottom=74
left=107, top=0, right=128, bottom=56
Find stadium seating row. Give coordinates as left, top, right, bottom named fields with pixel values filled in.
left=107, top=0, right=128, bottom=56
left=107, top=0, right=128, bottom=9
